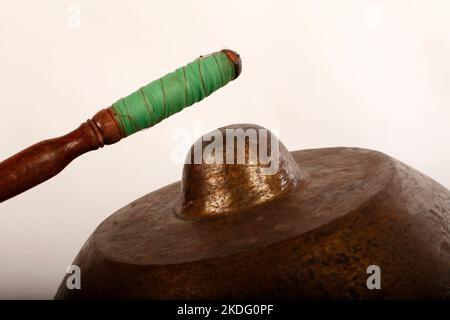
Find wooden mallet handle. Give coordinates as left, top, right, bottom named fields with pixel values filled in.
left=0, top=109, right=122, bottom=202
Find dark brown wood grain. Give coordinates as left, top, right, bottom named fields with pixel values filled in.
left=0, top=108, right=122, bottom=202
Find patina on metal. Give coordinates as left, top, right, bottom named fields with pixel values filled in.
left=179, top=124, right=308, bottom=218
left=55, top=124, right=450, bottom=299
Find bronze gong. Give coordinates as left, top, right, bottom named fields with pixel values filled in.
left=55, top=124, right=450, bottom=299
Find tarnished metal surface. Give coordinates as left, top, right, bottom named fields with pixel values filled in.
left=55, top=124, right=450, bottom=299
left=179, top=124, right=307, bottom=218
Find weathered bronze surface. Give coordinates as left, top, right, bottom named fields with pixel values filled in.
left=55, top=124, right=450, bottom=299
left=180, top=124, right=308, bottom=218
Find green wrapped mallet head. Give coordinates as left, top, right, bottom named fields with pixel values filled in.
left=111, top=49, right=242, bottom=137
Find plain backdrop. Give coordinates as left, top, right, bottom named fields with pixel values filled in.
left=0, top=0, right=449, bottom=299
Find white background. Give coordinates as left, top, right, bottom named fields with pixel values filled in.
left=0, top=0, right=449, bottom=298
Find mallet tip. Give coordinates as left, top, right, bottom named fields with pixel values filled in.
left=222, top=49, right=242, bottom=80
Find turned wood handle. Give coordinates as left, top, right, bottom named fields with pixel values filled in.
left=0, top=109, right=122, bottom=202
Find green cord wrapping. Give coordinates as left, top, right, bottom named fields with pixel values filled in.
left=111, top=51, right=235, bottom=137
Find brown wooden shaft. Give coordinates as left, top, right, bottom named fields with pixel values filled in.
left=0, top=108, right=122, bottom=203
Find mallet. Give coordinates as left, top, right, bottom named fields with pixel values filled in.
left=0, top=49, right=242, bottom=202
